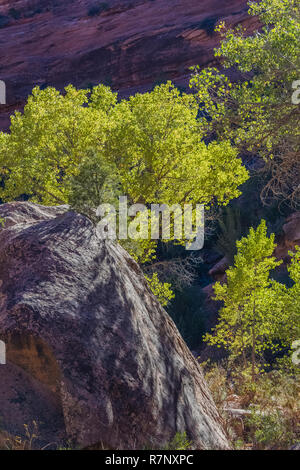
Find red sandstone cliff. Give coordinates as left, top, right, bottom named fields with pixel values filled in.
left=0, top=0, right=258, bottom=130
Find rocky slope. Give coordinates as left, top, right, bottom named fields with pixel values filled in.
left=0, top=201, right=230, bottom=449
left=0, top=0, right=258, bottom=130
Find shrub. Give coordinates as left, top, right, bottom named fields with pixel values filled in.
left=163, top=432, right=192, bottom=450
left=245, top=410, right=295, bottom=450
left=215, top=206, right=242, bottom=264
left=202, top=360, right=300, bottom=449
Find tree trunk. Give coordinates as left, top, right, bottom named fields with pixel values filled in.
left=251, top=299, right=256, bottom=382
left=251, top=325, right=256, bottom=382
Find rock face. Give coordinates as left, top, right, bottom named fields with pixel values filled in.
left=0, top=202, right=230, bottom=449
left=275, top=212, right=300, bottom=261
left=0, top=0, right=258, bottom=130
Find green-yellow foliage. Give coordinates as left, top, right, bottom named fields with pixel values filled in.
left=284, top=247, right=300, bottom=337
left=0, top=81, right=248, bottom=283
left=105, top=83, right=248, bottom=207
left=0, top=82, right=248, bottom=209
left=0, top=80, right=249, bottom=306
left=190, top=0, right=300, bottom=206
left=0, top=84, right=116, bottom=204
left=145, top=272, right=175, bottom=307
left=204, top=221, right=300, bottom=377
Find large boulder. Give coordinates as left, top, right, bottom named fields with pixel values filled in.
left=0, top=202, right=230, bottom=450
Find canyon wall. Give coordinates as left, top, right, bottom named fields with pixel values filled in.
left=0, top=0, right=258, bottom=130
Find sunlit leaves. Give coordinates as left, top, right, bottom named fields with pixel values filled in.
left=190, top=0, right=300, bottom=206
left=204, top=221, right=299, bottom=367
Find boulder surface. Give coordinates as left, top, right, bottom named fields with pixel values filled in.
left=0, top=202, right=229, bottom=449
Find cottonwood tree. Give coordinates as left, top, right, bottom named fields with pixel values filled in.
left=0, top=81, right=249, bottom=303
left=282, top=246, right=300, bottom=340
left=0, top=84, right=117, bottom=204
left=105, top=82, right=248, bottom=207
left=204, top=220, right=299, bottom=381
left=190, top=0, right=300, bottom=207
left=0, top=82, right=248, bottom=263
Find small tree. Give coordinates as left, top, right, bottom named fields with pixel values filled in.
left=204, top=220, right=286, bottom=381
left=283, top=246, right=300, bottom=341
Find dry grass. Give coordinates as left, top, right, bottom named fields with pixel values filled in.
left=202, top=359, right=300, bottom=450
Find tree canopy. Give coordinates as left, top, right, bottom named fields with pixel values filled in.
left=190, top=0, right=300, bottom=207
left=0, top=82, right=248, bottom=209
left=204, top=221, right=300, bottom=379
